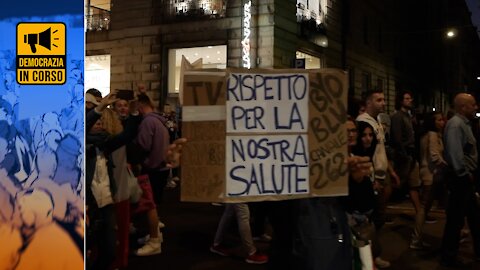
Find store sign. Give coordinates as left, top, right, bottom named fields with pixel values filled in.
left=241, top=0, right=251, bottom=69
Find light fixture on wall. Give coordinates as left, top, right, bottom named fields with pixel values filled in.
left=446, top=28, right=457, bottom=38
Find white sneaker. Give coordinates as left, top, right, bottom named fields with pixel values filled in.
left=166, top=180, right=177, bottom=188
left=253, top=234, right=272, bottom=242
left=138, top=231, right=163, bottom=245
left=159, top=221, right=166, bottom=229
left=136, top=237, right=162, bottom=256
left=137, top=220, right=164, bottom=245
left=374, top=257, right=391, bottom=268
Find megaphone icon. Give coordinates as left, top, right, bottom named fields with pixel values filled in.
left=24, top=28, right=51, bottom=53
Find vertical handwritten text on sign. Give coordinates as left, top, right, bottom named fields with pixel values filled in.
left=226, top=72, right=310, bottom=197
left=308, top=72, right=349, bottom=192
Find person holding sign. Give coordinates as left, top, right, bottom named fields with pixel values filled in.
left=210, top=203, right=268, bottom=264
left=347, top=119, right=390, bottom=269
left=266, top=153, right=374, bottom=270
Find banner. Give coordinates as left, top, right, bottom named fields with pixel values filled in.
left=181, top=68, right=348, bottom=202
left=0, top=1, right=84, bottom=270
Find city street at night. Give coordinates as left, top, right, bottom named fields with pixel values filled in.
left=126, top=187, right=480, bottom=270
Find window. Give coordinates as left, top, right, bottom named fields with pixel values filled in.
left=168, top=45, right=227, bottom=93
left=377, top=24, right=383, bottom=52
left=377, top=77, right=384, bottom=91
left=362, top=72, right=371, bottom=91
left=296, top=51, right=323, bottom=69
left=85, top=55, right=110, bottom=97
left=169, top=0, right=225, bottom=17
left=85, top=0, right=111, bottom=31
left=296, top=0, right=327, bottom=25
left=348, top=67, right=355, bottom=96
left=363, top=16, right=368, bottom=45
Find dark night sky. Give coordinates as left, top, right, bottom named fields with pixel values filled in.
left=466, top=0, right=480, bottom=39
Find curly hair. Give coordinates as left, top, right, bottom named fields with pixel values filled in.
left=100, top=108, right=123, bottom=136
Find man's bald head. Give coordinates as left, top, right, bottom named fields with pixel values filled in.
left=454, top=93, right=477, bottom=119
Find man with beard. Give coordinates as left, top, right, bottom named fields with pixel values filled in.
left=390, top=90, right=426, bottom=250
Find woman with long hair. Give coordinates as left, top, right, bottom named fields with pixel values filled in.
left=86, top=95, right=141, bottom=270
left=347, top=119, right=390, bottom=269
left=409, top=111, right=448, bottom=250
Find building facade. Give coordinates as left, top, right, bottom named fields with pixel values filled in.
left=86, top=0, right=480, bottom=113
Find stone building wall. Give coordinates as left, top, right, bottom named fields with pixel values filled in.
left=86, top=0, right=410, bottom=113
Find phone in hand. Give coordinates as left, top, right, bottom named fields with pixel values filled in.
left=116, top=89, right=134, bottom=101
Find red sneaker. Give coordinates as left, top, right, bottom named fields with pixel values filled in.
left=210, top=245, right=230, bottom=256
left=245, top=251, right=268, bottom=264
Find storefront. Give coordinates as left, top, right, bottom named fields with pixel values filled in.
left=85, top=54, right=110, bottom=97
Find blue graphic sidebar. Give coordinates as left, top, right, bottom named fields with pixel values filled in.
left=0, top=1, right=85, bottom=270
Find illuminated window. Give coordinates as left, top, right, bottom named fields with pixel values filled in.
left=85, top=55, right=110, bottom=97
left=168, top=45, right=227, bottom=93
left=296, top=51, right=323, bottom=69
left=296, top=0, right=327, bottom=25
left=171, top=0, right=224, bottom=16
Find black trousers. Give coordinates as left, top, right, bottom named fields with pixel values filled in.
left=87, top=204, right=116, bottom=270
left=441, top=174, right=480, bottom=261
left=267, top=199, right=352, bottom=270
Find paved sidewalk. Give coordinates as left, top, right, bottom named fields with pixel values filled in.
left=381, top=201, right=478, bottom=270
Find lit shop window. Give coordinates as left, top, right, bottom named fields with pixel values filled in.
left=85, top=55, right=110, bottom=97
left=168, top=45, right=227, bottom=93
left=296, top=51, right=322, bottom=69
left=171, top=0, right=226, bottom=17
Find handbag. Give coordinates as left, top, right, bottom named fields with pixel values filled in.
left=127, top=169, right=142, bottom=203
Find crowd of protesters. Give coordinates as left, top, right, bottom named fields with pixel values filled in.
left=0, top=63, right=85, bottom=270
left=0, top=77, right=472, bottom=270
left=344, top=90, right=480, bottom=269
left=79, top=86, right=480, bottom=270
left=84, top=87, right=187, bottom=270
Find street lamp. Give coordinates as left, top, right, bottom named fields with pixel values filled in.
left=446, top=29, right=457, bottom=38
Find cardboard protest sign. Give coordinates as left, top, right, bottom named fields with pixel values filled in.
left=181, top=70, right=227, bottom=202
left=181, top=68, right=348, bottom=202
left=307, top=70, right=349, bottom=196
left=179, top=55, right=203, bottom=105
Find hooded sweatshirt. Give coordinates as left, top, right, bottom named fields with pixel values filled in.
left=135, top=112, right=170, bottom=171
